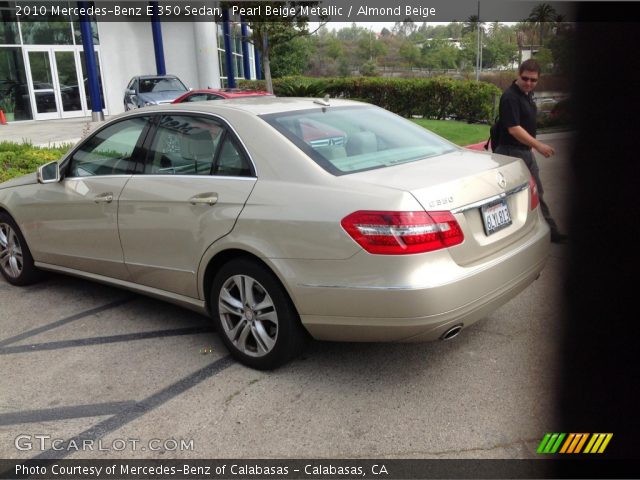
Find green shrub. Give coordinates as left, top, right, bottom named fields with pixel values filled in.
left=451, top=81, right=501, bottom=123
left=239, top=76, right=500, bottom=123
left=275, top=77, right=328, bottom=97
left=0, top=142, right=71, bottom=183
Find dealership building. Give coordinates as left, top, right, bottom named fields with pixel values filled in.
left=0, top=1, right=261, bottom=122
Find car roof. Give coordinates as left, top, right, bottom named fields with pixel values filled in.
left=135, top=74, right=180, bottom=80
left=188, top=88, right=273, bottom=98
left=139, top=97, right=370, bottom=116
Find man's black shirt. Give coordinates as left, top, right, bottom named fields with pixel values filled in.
left=498, top=80, right=537, bottom=147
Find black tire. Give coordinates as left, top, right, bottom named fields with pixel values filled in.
left=0, top=212, right=42, bottom=286
left=210, top=258, right=307, bottom=370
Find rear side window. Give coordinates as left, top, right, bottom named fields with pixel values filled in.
left=145, top=115, right=253, bottom=177
left=262, top=106, right=456, bottom=175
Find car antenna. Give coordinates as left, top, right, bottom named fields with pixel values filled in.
left=313, top=94, right=330, bottom=107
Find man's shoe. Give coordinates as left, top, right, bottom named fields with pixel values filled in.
left=551, top=232, right=569, bottom=244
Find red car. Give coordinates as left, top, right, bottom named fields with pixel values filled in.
left=172, top=88, right=273, bottom=103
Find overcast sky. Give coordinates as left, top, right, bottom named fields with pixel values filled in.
left=309, top=21, right=516, bottom=34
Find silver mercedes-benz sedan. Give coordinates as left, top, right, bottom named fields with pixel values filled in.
left=0, top=98, right=550, bottom=369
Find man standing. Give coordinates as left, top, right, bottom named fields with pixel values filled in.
left=495, top=59, right=567, bottom=243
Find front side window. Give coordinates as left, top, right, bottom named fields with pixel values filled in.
left=262, top=106, right=457, bottom=175
left=68, top=117, right=149, bottom=177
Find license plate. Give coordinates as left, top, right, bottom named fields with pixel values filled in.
left=481, top=199, right=512, bottom=235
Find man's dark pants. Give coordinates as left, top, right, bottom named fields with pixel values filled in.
left=495, top=144, right=559, bottom=236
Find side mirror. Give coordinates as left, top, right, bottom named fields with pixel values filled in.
left=37, top=161, right=60, bottom=184
left=126, top=89, right=135, bottom=95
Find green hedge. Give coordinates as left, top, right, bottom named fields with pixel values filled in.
left=238, top=76, right=501, bottom=123
left=0, top=142, right=71, bottom=183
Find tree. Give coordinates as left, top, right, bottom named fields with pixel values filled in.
left=222, top=1, right=327, bottom=92
left=398, top=39, right=421, bottom=65
left=392, top=18, right=417, bottom=37
left=527, top=3, right=557, bottom=46
left=547, top=24, right=575, bottom=75
left=463, top=15, right=485, bottom=35
left=421, top=39, right=460, bottom=70
left=270, top=36, right=311, bottom=77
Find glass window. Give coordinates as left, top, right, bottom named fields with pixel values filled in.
left=234, top=55, right=244, bottom=79
left=21, top=20, right=74, bottom=45
left=146, top=115, right=224, bottom=175
left=183, top=93, right=208, bottom=102
left=213, top=137, right=252, bottom=177
left=0, top=47, right=33, bottom=120
left=218, top=50, right=227, bottom=78
left=73, top=18, right=99, bottom=45
left=0, top=2, right=19, bottom=45
left=138, top=76, right=187, bottom=93
left=69, top=116, right=149, bottom=176
left=79, top=50, right=104, bottom=110
left=262, top=106, right=457, bottom=176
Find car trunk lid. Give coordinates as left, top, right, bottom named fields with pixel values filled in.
left=346, top=150, right=539, bottom=265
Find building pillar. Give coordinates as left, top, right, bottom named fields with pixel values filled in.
left=254, top=46, right=262, bottom=80
left=77, top=1, right=103, bottom=121
left=149, top=1, right=166, bottom=75
left=240, top=18, right=251, bottom=80
left=221, top=8, right=235, bottom=88
left=194, top=22, right=221, bottom=88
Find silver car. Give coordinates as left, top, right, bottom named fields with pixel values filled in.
left=0, top=98, right=550, bottom=369
left=124, top=75, right=188, bottom=110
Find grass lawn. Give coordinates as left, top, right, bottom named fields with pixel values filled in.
left=412, top=118, right=489, bottom=146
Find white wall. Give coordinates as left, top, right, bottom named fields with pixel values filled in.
left=97, top=22, right=156, bottom=115
left=161, top=22, right=199, bottom=90
left=97, top=21, right=221, bottom=115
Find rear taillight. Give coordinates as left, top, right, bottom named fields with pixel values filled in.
left=529, top=175, right=539, bottom=210
left=341, top=211, right=464, bottom=255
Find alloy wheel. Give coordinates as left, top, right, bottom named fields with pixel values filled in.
left=218, top=274, right=279, bottom=357
left=0, top=223, right=23, bottom=279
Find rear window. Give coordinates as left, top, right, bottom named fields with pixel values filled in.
left=261, top=106, right=456, bottom=175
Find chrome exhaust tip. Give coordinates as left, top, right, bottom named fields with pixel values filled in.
left=440, top=324, right=464, bottom=341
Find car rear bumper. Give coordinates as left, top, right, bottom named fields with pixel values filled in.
left=270, top=219, right=550, bottom=342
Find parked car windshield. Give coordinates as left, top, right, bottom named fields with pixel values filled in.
left=139, top=77, right=187, bottom=93
left=262, top=106, right=457, bottom=175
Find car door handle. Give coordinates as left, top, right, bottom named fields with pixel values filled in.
left=94, top=192, right=114, bottom=204
left=188, top=193, right=218, bottom=206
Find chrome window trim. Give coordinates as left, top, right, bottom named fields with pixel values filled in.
left=65, top=175, right=133, bottom=180
left=64, top=174, right=256, bottom=181
left=451, top=182, right=529, bottom=214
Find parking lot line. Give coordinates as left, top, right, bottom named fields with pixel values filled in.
left=0, top=401, right=137, bottom=426
left=0, top=297, right=134, bottom=348
left=0, top=326, right=213, bottom=355
left=32, top=355, right=234, bottom=460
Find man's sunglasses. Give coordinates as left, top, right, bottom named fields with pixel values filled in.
left=520, top=76, right=539, bottom=83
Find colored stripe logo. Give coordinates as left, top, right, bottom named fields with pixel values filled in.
left=537, top=433, right=613, bottom=454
